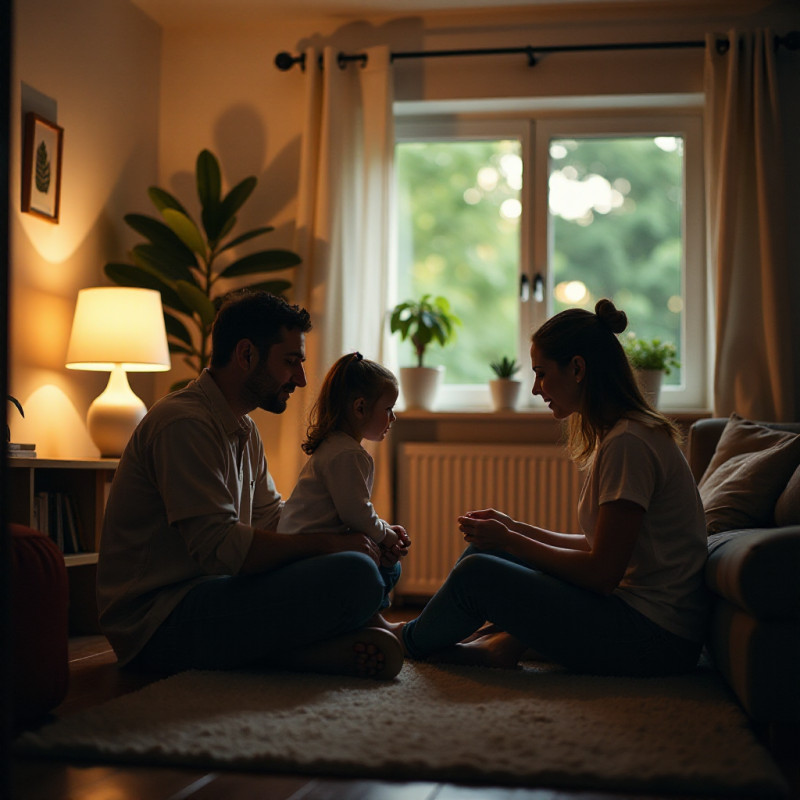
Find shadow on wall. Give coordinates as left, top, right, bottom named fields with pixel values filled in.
left=164, top=106, right=301, bottom=262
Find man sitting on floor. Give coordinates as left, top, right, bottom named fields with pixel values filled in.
left=96, top=290, right=404, bottom=679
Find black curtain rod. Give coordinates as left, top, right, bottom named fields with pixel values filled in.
left=274, top=30, right=800, bottom=72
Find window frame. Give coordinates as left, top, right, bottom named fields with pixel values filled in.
left=393, top=102, right=708, bottom=412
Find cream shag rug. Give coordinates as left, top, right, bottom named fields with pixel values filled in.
left=16, top=661, right=789, bottom=797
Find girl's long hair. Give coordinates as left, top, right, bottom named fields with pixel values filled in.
left=532, top=298, right=681, bottom=467
left=303, top=352, right=398, bottom=455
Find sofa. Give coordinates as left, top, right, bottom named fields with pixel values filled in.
left=687, top=415, right=800, bottom=727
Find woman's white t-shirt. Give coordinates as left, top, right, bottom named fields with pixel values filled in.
left=578, top=418, right=708, bottom=642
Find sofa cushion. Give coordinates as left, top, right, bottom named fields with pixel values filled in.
left=698, top=414, right=800, bottom=533
left=706, top=527, right=800, bottom=617
left=775, top=465, right=800, bottom=527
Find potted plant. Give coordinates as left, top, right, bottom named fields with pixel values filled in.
left=622, top=333, right=680, bottom=407
left=489, top=356, right=522, bottom=411
left=6, top=395, right=36, bottom=457
left=6, top=395, right=23, bottom=441
left=389, top=294, right=461, bottom=410
left=105, top=149, right=301, bottom=391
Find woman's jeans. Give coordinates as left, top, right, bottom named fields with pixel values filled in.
left=132, top=552, right=400, bottom=673
left=403, top=547, right=701, bottom=676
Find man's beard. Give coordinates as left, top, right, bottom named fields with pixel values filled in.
left=260, top=388, right=291, bottom=414
left=245, top=368, right=294, bottom=414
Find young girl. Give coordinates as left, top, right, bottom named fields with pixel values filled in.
left=398, top=299, right=708, bottom=676
left=278, top=352, right=410, bottom=618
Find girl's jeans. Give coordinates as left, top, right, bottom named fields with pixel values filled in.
left=403, top=547, right=700, bottom=676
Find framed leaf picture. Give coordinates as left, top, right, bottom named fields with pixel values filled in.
left=22, top=113, right=64, bottom=223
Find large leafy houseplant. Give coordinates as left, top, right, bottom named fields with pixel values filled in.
left=389, top=294, right=461, bottom=368
left=105, top=149, right=301, bottom=390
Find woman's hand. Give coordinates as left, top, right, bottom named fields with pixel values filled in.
left=462, top=507, right=514, bottom=526
left=457, top=515, right=513, bottom=551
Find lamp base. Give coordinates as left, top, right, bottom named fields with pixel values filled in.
left=87, top=366, right=147, bottom=457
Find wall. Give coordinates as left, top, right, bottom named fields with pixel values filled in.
left=152, top=1, right=800, bottom=491
left=8, top=0, right=798, bottom=471
left=8, top=0, right=161, bottom=457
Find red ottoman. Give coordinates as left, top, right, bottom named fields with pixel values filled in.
left=10, top=523, right=69, bottom=727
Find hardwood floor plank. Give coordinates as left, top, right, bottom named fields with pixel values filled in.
left=178, top=772, right=317, bottom=800
left=298, top=778, right=441, bottom=800
left=10, top=760, right=121, bottom=800
left=63, top=765, right=221, bottom=800
left=433, top=786, right=555, bottom=800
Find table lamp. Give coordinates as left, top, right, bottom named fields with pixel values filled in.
left=66, top=287, right=170, bottom=457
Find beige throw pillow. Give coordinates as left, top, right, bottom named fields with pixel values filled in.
left=698, top=414, right=800, bottom=534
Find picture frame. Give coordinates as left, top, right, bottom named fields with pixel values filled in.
left=21, top=112, right=64, bottom=223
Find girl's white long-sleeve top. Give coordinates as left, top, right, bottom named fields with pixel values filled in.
left=277, top=431, right=391, bottom=544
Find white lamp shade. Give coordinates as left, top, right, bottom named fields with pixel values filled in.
left=66, top=287, right=171, bottom=457
left=66, top=287, right=170, bottom=372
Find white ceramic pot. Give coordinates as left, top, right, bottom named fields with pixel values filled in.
left=635, top=369, right=664, bottom=408
left=400, top=366, right=444, bottom=410
left=489, top=378, right=521, bottom=411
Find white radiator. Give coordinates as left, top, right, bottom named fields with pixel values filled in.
left=395, top=442, right=583, bottom=598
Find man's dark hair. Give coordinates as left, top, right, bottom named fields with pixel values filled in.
left=210, top=290, right=312, bottom=368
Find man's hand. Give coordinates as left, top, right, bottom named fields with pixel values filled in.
left=242, top=529, right=382, bottom=574
left=324, top=532, right=382, bottom=565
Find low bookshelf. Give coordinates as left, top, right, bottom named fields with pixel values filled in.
left=8, top=457, right=118, bottom=632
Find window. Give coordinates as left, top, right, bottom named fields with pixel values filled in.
left=394, top=106, right=707, bottom=410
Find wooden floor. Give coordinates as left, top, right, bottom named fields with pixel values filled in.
left=11, top=606, right=800, bottom=800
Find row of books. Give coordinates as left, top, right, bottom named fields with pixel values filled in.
left=33, top=491, right=84, bottom=554
left=8, top=442, right=37, bottom=458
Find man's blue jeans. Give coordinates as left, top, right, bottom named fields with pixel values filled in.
left=132, top=552, right=400, bottom=673
left=403, top=547, right=700, bottom=676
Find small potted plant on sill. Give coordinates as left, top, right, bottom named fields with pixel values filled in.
left=489, top=356, right=522, bottom=411
left=389, top=294, right=461, bottom=410
left=622, top=333, right=680, bottom=408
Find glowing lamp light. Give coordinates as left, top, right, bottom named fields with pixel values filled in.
left=66, top=287, right=170, bottom=457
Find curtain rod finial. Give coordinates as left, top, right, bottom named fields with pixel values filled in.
left=275, top=51, right=304, bottom=71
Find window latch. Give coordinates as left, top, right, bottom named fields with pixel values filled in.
left=533, top=272, right=545, bottom=303
left=520, top=274, right=530, bottom=302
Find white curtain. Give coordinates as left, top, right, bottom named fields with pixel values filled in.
left=704, top=29, right=795, bottom=421
left=283, top=45, right=396, bottom=512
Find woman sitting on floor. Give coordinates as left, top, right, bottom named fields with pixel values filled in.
left=395, top=298, right=708, bottom=677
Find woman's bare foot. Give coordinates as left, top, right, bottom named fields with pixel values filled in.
left=275, top=627, right=404, bottom=680
left=366, top=612, right=405, bottom=639
left=462, top=622, right=502, bottom=643
left=430, top=631, right=527, bottom=669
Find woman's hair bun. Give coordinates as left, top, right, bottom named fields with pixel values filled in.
left=594, top=298, right=628, bottom=335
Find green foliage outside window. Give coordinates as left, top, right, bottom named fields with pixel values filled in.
left=396, top=134, right=685, bottom=388
left=396, top=140, right=521, bottom=384
left=549, top=136, right=684, bottom=386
